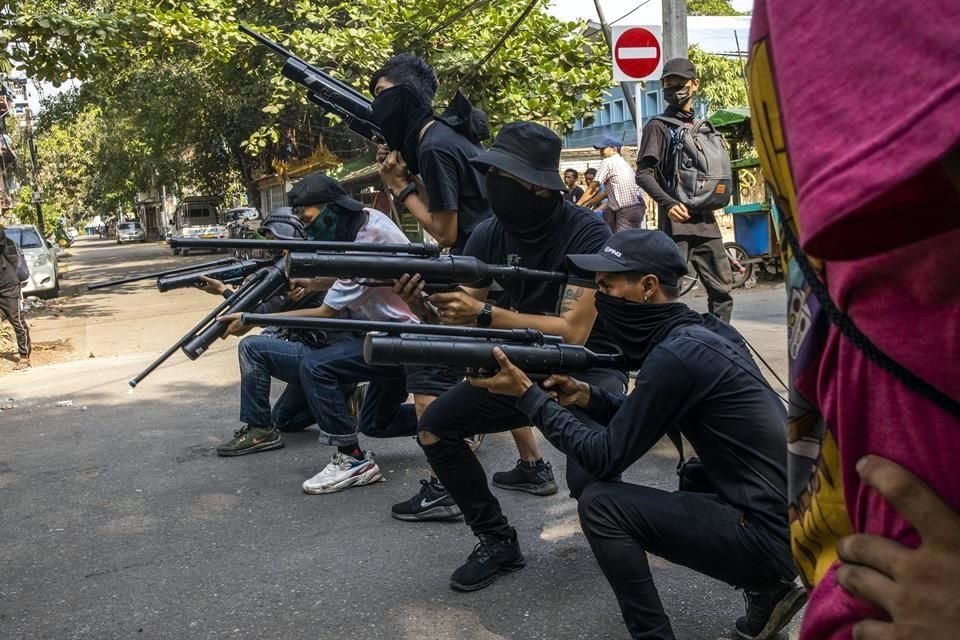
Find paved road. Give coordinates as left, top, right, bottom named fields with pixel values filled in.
left=0, top=238, right=802, bottom=640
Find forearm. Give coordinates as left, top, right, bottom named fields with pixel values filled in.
left=489, top=307, right=589, bottom=345
left=400, top=193, right=457, bottom=247
left=636, top=166, right=678, bottom=210
left=267, top=304, right=338, bottom=318
left=516, top=386, right=627, bottom=478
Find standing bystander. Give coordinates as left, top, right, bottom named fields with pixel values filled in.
left=636, top=58, right=734, bottom=322
left=592, top=136, right=646, bottom=232
left=0, top=226, right=31, bottom=370
left=562, top=169, right=584, bottom=204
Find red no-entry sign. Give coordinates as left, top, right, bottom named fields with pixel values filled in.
left=612, top=25, right=663, bottom=82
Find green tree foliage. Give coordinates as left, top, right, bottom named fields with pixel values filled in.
left=689, top=44, right=747, bottom=111
left=3, top=0, right=612, bottom=217
left=687, top=0, right=746, bottom=16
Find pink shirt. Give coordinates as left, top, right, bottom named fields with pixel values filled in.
left=748, top=2, right=960, bottom=638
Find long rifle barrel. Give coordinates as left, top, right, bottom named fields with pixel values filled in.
left=238, top=314, right=562, bottom=344
left=87, top=257, right=240, bottom=291
left=170, top=237, right=440, bottom=257
left=285, top=253, right=567, bottom=285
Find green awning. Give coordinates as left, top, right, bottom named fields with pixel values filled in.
left=708, top=107, right=751, bottom=128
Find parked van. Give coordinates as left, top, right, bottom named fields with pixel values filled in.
left=169, top=196, right=229, bottom=255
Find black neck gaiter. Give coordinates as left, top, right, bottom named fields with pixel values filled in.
left=371, top=85, right=434, bottom=174
left=485, top=173, right=563, bottom=244
left=594, top=292, right=704, bottom=367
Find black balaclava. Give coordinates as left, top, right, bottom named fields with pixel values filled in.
left=485, top=173, right=563, bottom=244
left=371, top=85, right=434, bottom=174
left=594, top=292, right=703, bottom=367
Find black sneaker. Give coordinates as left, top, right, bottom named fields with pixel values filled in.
left=449, top=529, right=526, bottom=592
left=391, top=478, right=463, bottom=522
left=216, top=425, right=284, bottom=457
left=735, top=583, right=807, bottom=639
left=492, top=459, right=558, bottom=496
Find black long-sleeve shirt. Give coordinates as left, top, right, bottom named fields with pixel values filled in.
left=516, top=319, right=789, bottom=534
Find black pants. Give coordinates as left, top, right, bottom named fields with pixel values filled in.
left=417, top=368, right=627, bottom=538
left=578, top=481, right=796, bottom=640
left=674, top=236, right=733, bottom=323
left=0, top=289, right=30, bottom=357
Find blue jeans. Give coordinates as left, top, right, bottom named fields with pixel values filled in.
left=238, top=335, right=315, bottom=430
left=299, top=338, right=409, bottom=446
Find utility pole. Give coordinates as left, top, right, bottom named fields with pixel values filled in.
left=662, top=0, right=689, bottom=62
left=593, top=0, right=639, bottom=128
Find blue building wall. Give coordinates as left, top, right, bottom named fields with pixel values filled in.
left=563, top=82, right=708, bottom=149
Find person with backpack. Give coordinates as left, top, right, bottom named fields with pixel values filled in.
left=0, top=226, right=32, bottom=370
left=636, top=58, right=735, bottom=322
left=468, top=229, right=804, bottom=640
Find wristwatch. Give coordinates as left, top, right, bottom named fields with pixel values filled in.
left=475, top=302, right=494, bottom=328
left=393, top=181, right=418, bottom=203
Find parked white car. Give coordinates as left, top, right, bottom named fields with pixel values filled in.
left=116, top=221, right=147, bottom=243
left=5, top=224, right=59, bottom=298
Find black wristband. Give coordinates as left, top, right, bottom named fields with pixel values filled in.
left=393, top=181, right=417, bottom=203
left=475, top=302, right=493, bottom=328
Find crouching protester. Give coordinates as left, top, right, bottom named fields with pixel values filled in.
left=404, top=122, right=626, bottom=589
left=219, top=173, right=462, bottom=500
left=196, top=207, right=350, bottom=456
left=470, top=229, right=805, bottom=640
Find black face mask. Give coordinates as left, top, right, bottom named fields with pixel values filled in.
left=594, top=292, right=703, bottom=366
left=663, top=84, right=692, bottom=108
left=371, top=85, right=434, bottom=174
left=485, top=173, right=562, bottom=244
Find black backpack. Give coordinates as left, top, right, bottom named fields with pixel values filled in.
left=654, top=115, right=733, bottom=211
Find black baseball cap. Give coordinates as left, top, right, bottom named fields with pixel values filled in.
left=288, top=173, right=364, bottom=212
left=661, top=57, right=697, bottom=80
left=566, top=229, right=689, bottom=287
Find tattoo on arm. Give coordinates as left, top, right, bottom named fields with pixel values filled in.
left=560, top=287, right=583, bottom=314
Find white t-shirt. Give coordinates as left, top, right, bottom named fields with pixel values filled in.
left=321, top=209, right=419, bottom=324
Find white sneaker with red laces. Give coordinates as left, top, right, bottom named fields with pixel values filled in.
left=302, top=451, right=382, bottom=494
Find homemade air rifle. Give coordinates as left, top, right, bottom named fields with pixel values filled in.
left=128, top=258, right=288, bottom=388
left=239, top=25, right=381, bottom=143
left=284, top=252, right=567, bottom=289
left=87, top=257, right=241, bottom=291
left=239, top=315, right=624, bottom=377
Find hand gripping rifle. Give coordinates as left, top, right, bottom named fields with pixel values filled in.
left=128, top=258, right=289, bottom=388
left=156, top=259, right=271, bottom=293
left=87, top=257, right=241, bottom=291
left=239, top=25, right=381, bottom=143
left=239, top=315, right=624, bottom=377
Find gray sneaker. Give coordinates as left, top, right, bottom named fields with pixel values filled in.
left=216, top=425, right=284, bottom=457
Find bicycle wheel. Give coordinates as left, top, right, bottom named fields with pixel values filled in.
left=724, top=242, right=754, bottom=289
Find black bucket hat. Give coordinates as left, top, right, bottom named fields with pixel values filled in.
left=288, top=173, right=364, bottom=212
left=470, top=122, right=567, bottom=192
